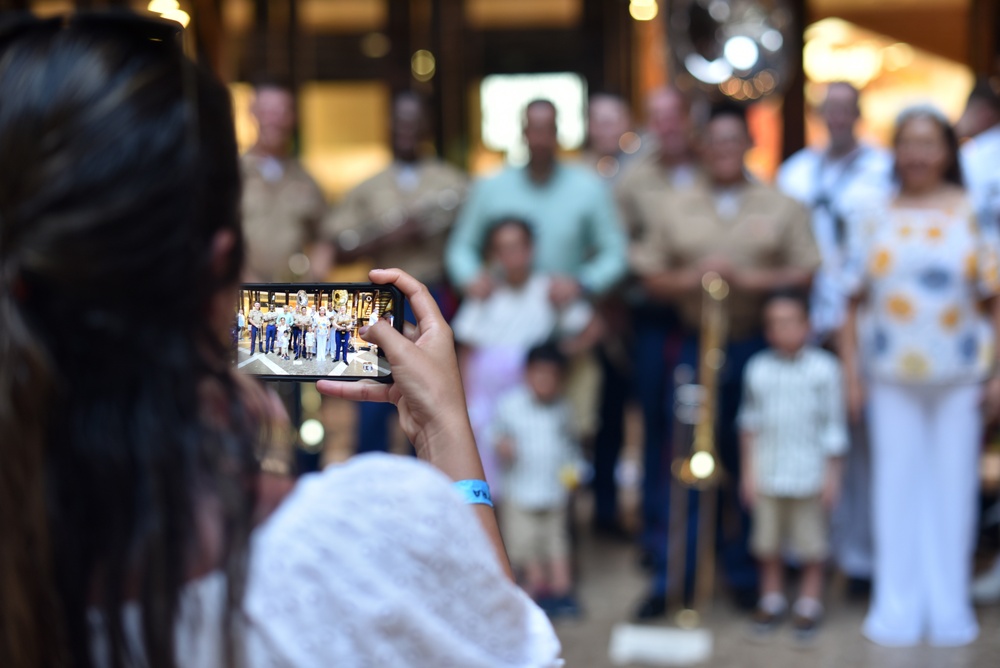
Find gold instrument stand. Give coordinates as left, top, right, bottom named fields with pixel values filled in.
left=671, top=272, right=728, bottom=625
left=609, top=273, right=728, bottom=665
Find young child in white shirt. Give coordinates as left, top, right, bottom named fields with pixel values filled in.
left=279, top=329, right=291, bottom=360
left=276, top=319, right=288, bottom=358
left=738, top=290, right=848, bottom=641
left=492, top=343, right=583, bottom=619
left=305, top=326, right=316, bottom=361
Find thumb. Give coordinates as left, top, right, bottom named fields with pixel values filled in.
left=358, top=319, right=410, bottom=361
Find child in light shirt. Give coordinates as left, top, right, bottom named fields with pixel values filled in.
left=738, top=290, right=847, bottom=641
left=492, top=343, right=584, bottom=619
left=279, top=329, right=291, bottom=360
left=305, top=326, right=316, bottom=361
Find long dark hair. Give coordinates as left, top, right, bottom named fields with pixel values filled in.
left=0, top=15, right=259, bottom=668
left=892, top=104, right=965, bottom=188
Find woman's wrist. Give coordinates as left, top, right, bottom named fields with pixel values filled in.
left=412, top=415, right=484, bottom=480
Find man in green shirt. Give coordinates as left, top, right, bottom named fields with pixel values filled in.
left=445, top=99, right=627, bottom=305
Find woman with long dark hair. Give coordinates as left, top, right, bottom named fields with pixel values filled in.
left=0, top=14, right=559, bottom=667
left=841, top=105, right=1000, bottom=647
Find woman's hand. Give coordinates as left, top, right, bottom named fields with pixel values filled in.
left=846, top=369, right=866, bottom=425
left=821, top=458, right=844, bottom=512
left=317, top=269, right=512, bottom=579
left=316, top=269, right=478, bottom=469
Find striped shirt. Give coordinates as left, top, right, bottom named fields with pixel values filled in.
left=491, top=386, right=580, bottom=510
left=737, top=346, right=848, bottom=497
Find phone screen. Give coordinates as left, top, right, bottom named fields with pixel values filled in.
left=236, top=283, right=403, bottom=382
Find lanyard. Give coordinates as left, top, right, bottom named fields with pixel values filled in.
left=812, top=146, right=867, bottom=246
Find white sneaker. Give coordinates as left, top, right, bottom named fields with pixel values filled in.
left=972, top=558, right=1000, bottom=604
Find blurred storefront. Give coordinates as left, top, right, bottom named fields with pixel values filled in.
left=18, top=0, right=1000, bottom=189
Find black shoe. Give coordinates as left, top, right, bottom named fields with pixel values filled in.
left=791, top=612, right=820, bottom=644
left=732, top=587, right=759, bottom=611
left=592, top=520, right=632, bottom=542
left=546, top=595, right=583, bottom=619
left=846, top=577, right=872, bottom=601
left=634, top=593, right=667, bottom=621
left=637, top=547, right=655, bottom=572
left=751, top=606, right=784, bottom=635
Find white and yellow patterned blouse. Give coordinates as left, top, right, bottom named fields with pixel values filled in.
left=844, top=196, right=1000, bottom=384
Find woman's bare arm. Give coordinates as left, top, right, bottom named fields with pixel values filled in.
left=316, top=268, right=513, bottom=579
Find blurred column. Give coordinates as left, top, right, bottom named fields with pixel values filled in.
left=780, top=0, right=805, bottom=160
left=386, top=0, right=413, bottom=94
left=434, top=0, right=467, bottom=167
left=969, top=0, right=1000, bottom=76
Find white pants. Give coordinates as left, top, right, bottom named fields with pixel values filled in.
left=864, top=381, right=982, bottom=647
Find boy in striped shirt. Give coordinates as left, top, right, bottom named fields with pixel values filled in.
left=493, top=343, right=584, bottom=618
left=738, top=290, right=848, bottom=641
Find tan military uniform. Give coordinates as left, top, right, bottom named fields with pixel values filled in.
left=248, top=308, right=263, bottom=329
left=615, top=153, right=704, bottom=241
left=632, top=181, right=821, bottom=339
left=241, top=153, right=328, bottom=282
left=324, top=159, right=467, bottom=285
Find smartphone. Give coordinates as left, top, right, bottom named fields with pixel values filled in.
left=236, top=283, right=404, bottom=382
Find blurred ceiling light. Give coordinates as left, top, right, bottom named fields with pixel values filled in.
left=670, top=0, right=793, bottom=99
left=619, top=131, right=642, bottom=154
left=301, top=384, right=322, bottom=413
left=148, top=0, right=190, bottom=28
left=724, top=35, right=760, bottom=71
left=288, top=253, right=311, bottom=277
left=719, top=78, right=742, bottom=96
left=411, top=49, right=436, bottom=82
left=761, top=29, right=783, bottom=53
left=299, top=419, right=325, bottom=450
left=685, top=53, right=733, bottom=84
left=804, top=36, right=883, bottom=88
left=629, top=0, right=658, bottom=22
left=596, top=156, right=620, bottom=178
left=707, top=0, right=730, bottom=22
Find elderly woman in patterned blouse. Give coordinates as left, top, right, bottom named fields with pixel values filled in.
left=840, top=104, right=1000, bottom=648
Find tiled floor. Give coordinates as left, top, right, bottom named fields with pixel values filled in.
left=237, top=338, right=385, bottom=379
left=555, top=524, right=1000, bottom=668
left=314, top=395, right=1000, bottom=667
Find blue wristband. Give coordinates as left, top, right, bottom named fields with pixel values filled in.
left=453, top=479, right=493, bottom=507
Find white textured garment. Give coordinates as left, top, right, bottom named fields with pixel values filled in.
left=93, top=453, right=563, bottom=667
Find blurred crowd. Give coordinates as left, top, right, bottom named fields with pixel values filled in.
left=241, top=74, right=1000, bottom=644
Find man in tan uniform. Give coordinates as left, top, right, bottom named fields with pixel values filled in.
left=248, top=301, right=264, bottom=354
left=632, top=102, right=820, bottom=620
left=616, top=87, right=702, bottom=240
left=594, top=87, right=701, bottom=545
left=580, top=93, right=633, bottom=183
left=325, top=92, right=467, bottom=297
left=241, top=76, right=329, bottom=282
left=325, top=91, right=467, bottom=454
